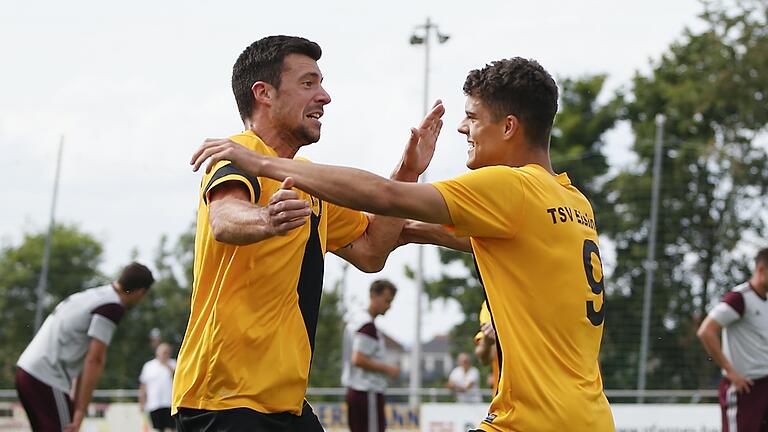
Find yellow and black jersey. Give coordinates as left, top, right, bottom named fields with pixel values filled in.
left=173, top=130, right=368, bottom=416
left=433, top=164, right=614, bottom=432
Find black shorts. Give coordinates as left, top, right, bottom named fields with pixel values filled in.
left=346, top=388, right=385, bottom=432
left=150, top=407, right=175, bottom=430
left=175, top=400, right=323, bottom=432
left=15, top=367, right=73, bottom=432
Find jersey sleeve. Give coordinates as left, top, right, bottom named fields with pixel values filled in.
left=139, top=362, right=149, bottom=384
left=88, top=303, right=125, bottom=345
left=432, top=166, right=525, bottom=238
left=709, top=291, right=744, bottom=327
left=351, top=323, right=378, bottom=356
left=201, top=160, right=261, bottom=206
left=325, top=203, right=369, bottom=252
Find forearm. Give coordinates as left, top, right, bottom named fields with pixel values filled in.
left=475, top=341, right=493, bottom=365
left=72, top=357, right=105, bottom=419
left=138, top=385, right=146, bottom=411
left=698, top=332, right=735, bottom=373
left=209, top=199, right=275, bottom=245
left=261, top=157, right=424, bottom=220
left=401, top=221, right=472, bottom=252
left=352, top=353, right=392, bottom=375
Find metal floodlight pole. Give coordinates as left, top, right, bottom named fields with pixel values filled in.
left=637, top=114, right=665, bottom=402
left=34, top=136, right=64, bottom=331
left=408, top=16, right=449, bottom=408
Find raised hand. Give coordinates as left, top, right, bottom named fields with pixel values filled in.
left=395, top=100, right=445, bottom=180
left=191, top=138, right=263, bottom=175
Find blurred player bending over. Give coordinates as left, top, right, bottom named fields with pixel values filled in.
left=16, top=262, right=154, bottom=432
left=173, top=35, right=443, bottom=432
left=191, top=56, right=615, bottom=431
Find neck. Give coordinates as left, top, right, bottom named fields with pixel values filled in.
left=367, top=306, right=378, bottom=319
left=508, top=142, right=555, bottom=174
left=245, top=117, right=301, bottom=159
left=750, top=276, right=765, bottom=297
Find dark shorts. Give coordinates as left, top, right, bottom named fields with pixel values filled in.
left=15, top=367, right=73, bottom=432
left=175, top=400, right=323, bottom=432
left=150, top=407, right=175, bottom=430
left=720, top=375, right=768, bottom=432
left=346, top=388, right=385, bottom=432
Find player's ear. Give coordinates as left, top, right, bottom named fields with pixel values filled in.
left=502, top=114, right=519, bottom=139
left=252, top=81, right=275, bottom=105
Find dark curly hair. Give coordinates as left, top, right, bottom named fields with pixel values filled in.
left=232, top=35, right=322, bottom=121
left=463, top=57, right=558, bottom=148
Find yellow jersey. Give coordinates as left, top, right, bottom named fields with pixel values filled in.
left=173, top=131, right=368, bottom=415
left=433, top=164, right=614, bottom=432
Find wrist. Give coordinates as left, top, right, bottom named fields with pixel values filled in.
left=390, top=162, right=419, bottom=183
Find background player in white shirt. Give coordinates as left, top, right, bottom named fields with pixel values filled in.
left=15, top=262, right=154, bottom=432
left=698, top=248, right=768, bottom=432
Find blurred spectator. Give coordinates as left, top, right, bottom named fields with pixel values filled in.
left=139, top=342, right=176, bottom=432
left=342, top=279, right=400, bottom=432
left=447, top=353, right=482, bottom=403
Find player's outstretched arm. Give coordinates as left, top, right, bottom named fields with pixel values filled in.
left=208, top=178, right=311, bottom=245
left=397, top=220, right=472, bottom=252
left=192, top=150, right=451, bottom=225
left=331, top=101, right=447, bottom=271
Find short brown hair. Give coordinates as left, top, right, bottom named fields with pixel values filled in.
left=756, top=248, right=768, bottom=267
left=370, top=279, right=397, bottom=296
left=118, top=262, right=155, bottom=293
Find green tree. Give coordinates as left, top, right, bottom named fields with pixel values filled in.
left=601, top=0, right=768, bottom=390
left=0, top=224, right=105, bottom=387
left=308, top=279, right=345, bottom=389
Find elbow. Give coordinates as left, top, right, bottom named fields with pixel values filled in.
left=351, top=352, right=363, bottom=367
left=357, top=255, right=387, bottom=273
left=86, top=354, right=106, bottom=370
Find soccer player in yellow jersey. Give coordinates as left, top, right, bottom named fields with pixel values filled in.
left=192, top=57, right=614, bottom=431
left=173, top=36, right=444, bottom=431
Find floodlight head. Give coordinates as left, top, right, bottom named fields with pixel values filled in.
left=410, top=34, right=425, bottom=45
left=437, top=33, right=450, bottom=43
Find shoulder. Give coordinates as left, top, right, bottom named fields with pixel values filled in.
left=721, top=285, right=748, bottom=316
left=91, top=301, right=125, bottom=325
left=356, top=322, right=377, bottom=338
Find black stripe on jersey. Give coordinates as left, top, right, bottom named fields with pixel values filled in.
left=296, top=200, right=325, bottom=356
left=202, top=163, right=261, bottom=205
left=473, top=253, right=502, bottom=398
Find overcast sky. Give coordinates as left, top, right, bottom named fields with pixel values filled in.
left=0, top=0, right=707, bottom=346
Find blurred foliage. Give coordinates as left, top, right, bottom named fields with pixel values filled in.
left=601, top=0, right=768, bottom=390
